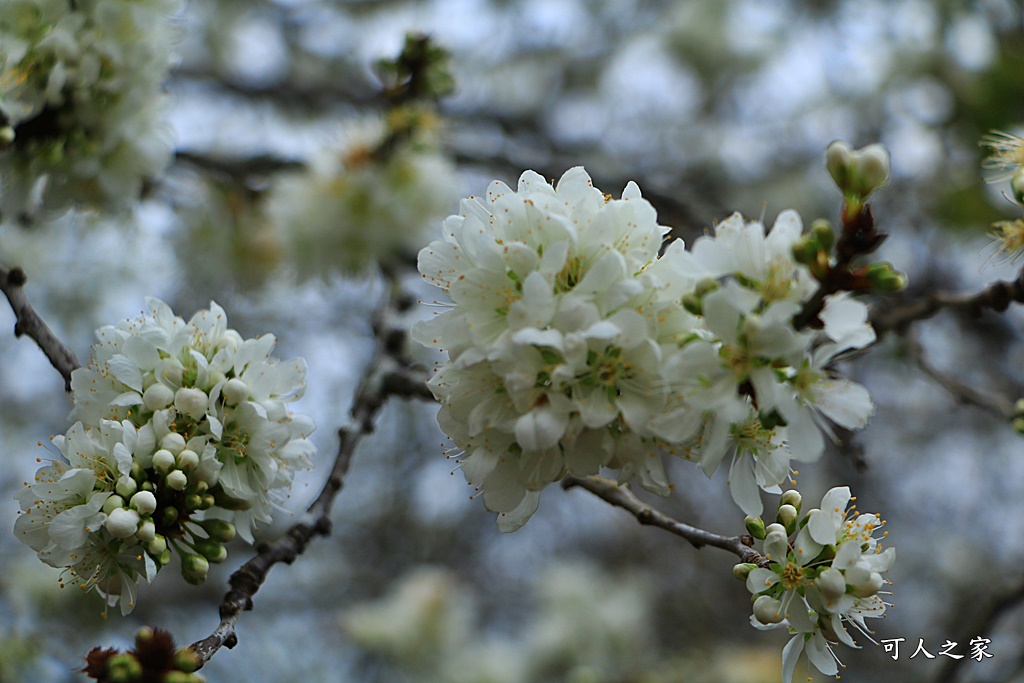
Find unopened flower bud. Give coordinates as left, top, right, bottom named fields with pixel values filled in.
left=733, top=563, right=756, bottom=581
left=856, top=144, right=890, bottom=196
left=105, top=508, right=140, bottom=538
left=777, top=504, right=799, bottom=533
left=185, top=493, right=203, bottom=511
left=143, top=383, right=175, bottom=411
left=173, top=650, right=202, bottom=674
left=175, top=387, right=209, bottom=420
left=177, top=449, right=199, bottom=471
left=148, top=534, right=167, bottom=556
left=764, top=523, right=788, bottom=550
left=106, top=653, right=143, bottom=682
left=158, top=548, right=172, bottom=566
left=195, top=538, right=228, bottom=563
left=791, top=236, right=818, bottom=265
left=1014, top=416, right=1024, bottom=435
left=222, top=378, right=250, bottom=406
left=1015, top=398, right=1024, bottom=416
left=102, top=495, right=126, bottom=515
left=200, top=519, right=237, bottom=543
left=816, top=566, right=847, bottom=601
left=826, top=140, right=855, bottom=191
left=744, top=515, right=766, bottom=540
left=115, top=476, right=137, bottom=498
left=780, top=489, right=802, bottom=513
left=810, top=219, right=835, bottom=252
left=166, top=470, right=188, bottom=491
left=752, top=595, right=785, bottom=625
left=866, top=262, right=907, bottom=294
left=160, top=432, right=186, bottom=455
left=0, top=126, right=15, bottom=148
left=153, top=449, right=176, bottom=473
left=182, top=553, right=210, bottom=585
left=130, top=490, right=157, bottom=515
left=162, top=506, right=179, bottom=526
left=136, top=520, right=157, bottom=543
left=214, top=490, right=253, bottom=511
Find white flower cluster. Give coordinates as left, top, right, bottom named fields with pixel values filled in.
left=265, top=118, right=460, bottom=278
left=15, top=298, right=316, bottom=613
left=0, top=0, right=178, bottom=218
left=416, top=168, right=875, bottom=530
left=744, top=487, right=894, bottom=681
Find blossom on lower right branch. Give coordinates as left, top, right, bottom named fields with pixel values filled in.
left=740, top=487, right=894, bottom=682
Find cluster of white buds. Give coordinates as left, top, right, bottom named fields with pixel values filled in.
left=15, top=299, right=316, bottom=613
left=416, top=167, right=878, bottom=530
left=737, top=487, right=894, bottom=681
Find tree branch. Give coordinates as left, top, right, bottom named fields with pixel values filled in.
left=871, top=266, right=1024, bottom=338
left=190, top=286, right=432, bottom=665
left=0, top=265, right=81, bottom=390
left=561, top=474, right=769, bottom=567
left=905, top=332, right=1016, bottom=419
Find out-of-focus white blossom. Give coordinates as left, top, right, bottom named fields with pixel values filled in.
left=265, top=116, right=460, bottom=277
left=0, top=0, right=180, bottom=217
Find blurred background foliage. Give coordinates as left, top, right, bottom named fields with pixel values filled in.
left=4, top=0, right=1024, bottom=681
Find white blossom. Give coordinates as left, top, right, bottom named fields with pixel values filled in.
left=417, top=168, right=675, bottom=529
left=68, top=298, right=316, bottom=541
left=417, top=169, right=880, bottom=528
left=265, top=117, right=460, bottom=277
left=0, top=0, right=180, bottom=216
left=746, top=487, right=895, bottom=682
left=13, top=420, right=155, bottom=615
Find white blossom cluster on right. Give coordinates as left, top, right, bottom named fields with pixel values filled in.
left=0, top=0, right=179, bottom=219
left=415, top=167, right=875, bottom=530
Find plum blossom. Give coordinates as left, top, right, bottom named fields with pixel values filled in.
left=745, top=487, right=895, bottom=681
left=417, top=168, right=880, bottom=528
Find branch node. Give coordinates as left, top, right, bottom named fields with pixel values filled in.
left=8, top=267, right=26, bottom=286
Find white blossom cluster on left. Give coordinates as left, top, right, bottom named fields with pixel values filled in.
left=415, top=168, right=876, bottom=530
left=0, top=0, right=179, bottom=219
left=14, top=299, right=316, bottom=614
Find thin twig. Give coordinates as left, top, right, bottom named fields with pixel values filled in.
left=0, top=265, right=81, bottom=390
left=905, top=332, right=1016, bottom=419
left=561, top=474, right=769, bottom=567
left=871, top=266, right=1024, bottom=338
left=190, top=288, right=432, bottom=665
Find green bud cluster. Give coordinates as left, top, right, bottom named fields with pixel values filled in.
left=864, top=261, right=907, bottom=294
left=84, top=627, right=203, bottom=683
